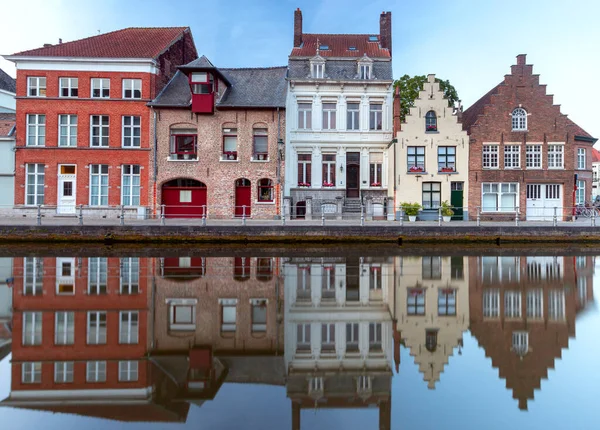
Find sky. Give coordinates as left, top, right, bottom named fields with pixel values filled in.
left=0, top=0, right=598, bottom=138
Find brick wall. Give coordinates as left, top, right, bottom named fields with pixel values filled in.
left=154, top=30, right=198, bottom=97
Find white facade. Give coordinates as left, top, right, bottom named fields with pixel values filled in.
left=0, top=89, right=15, bottom=112
left=592, top=156, right=600, bottom=200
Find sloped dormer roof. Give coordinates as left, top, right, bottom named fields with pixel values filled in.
left=0, top=69, right=16, bottom=93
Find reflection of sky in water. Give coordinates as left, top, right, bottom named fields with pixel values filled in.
left=0, top=255, right=598, bottom=430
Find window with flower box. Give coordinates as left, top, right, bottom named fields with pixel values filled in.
left=253, top=128, right=268, bottom=160
left=547, top=144, right=564, bottom=169
left=482, top=145, right=498, bottom=168
left=322, top=154, right=336, bottom=187
left=526, top=144, right=542, bottom=168
left=407, top=146, right=425, bottom=172
left=222, top=128, right=237, bottom=160
left=169, top=128, right=197, bottom=160
left=407, top=288, right=425, bottom=315
left=369, top=152, right=383, bottom=186
left=438, top=146, right=456, bottom=172
left=258, top=178, right=273, bottom=202
left=504, top=145, right=520, bottom=169
left=425, top=110, right=437, bottom=132
left=298, top=154, right=311, bottom=186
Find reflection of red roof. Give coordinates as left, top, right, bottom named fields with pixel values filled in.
left=592, top=148, right=600, bottom=163
left=11, top=27, right=190, bottom=59
left=290, top=34, right=390, bottom=58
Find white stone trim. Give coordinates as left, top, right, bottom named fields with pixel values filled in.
left=9, top=57, right=159, bottom=74
left=7, top=387, right=152, bottom=400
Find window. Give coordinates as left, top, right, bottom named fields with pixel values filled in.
left=504, top=145, right=520, bottom=168
left=86, top=361, right=107, bottom=382
left=22, top=362, right=42, bottom=384
left=526, top=144, right=542, bottom=168
left=369, top=103, right=382, bottom=130
left=511, top=108, right=527, bottom=131
left=55, top=311, right=74, bottom=345
left=119, top=311, right=139, bottom=344
left=54, top=362, right=74, bottom=383
left=234, top=257, right=250, bottom=281
left=425, top=110, right=437, bottom=132
left=258, top=178, right=273, bottom=202
left=369, top=153, right=383, bottom=186
left=170, top=129, right=197, bottom=160
left=422, top=256, right=442, bottom=279
left=369, top=323, right=382, bottom=352
left=88, top=257, right=107, bottom=294
left=322, top=154, right=336, bottom=186
left=483, top=289, right=500, bottom=318
left=425, top=329, right=438, bottom=352
left=220, top=299, right=237, bottom=332
left=407, top=288, right=425, bottom=315
left=359, top=64, right=371, bottom=79
left=121, top=164, right=141, bottom=206
left=526, top=289, right=543, bottom=319
left=298, top=154, right=312, bottom=186
left=451, top=256, right=464, bottom=279
left=482, top=183, right=518, bottom=212
left=87, top=311, right=107, bottom=344
left=190, top=72, right=213, bottom=94
left=91, top=78, right=110, bottom=98
left=120, top=258, right=139, bottom=294
left=482, top=145, right=499, bottom=168
left=576, top=180, right=585, bottom=205
left=122, top=79, right=142, bottom=99
left=311, top=62, right=324, bottom=78
left=422, top=182, right=441, bottom=209
left=119, top=361, right=138, bottom=382
left=25, top=164, right=45, bottom=206
left=438, top=289, right=456, bottom=315
left=321, top=323, right=335, bottom=352
left=505, top=291, right=521, bottom=318
left=549, top=290, right=565, bottom=321
left=90, top=115, right=109, bottom=147
left=89, top=164, right=109, bottom=206
left=322, top=103, right=336, bottom=130
left=369, top=264, right=382, bottom=289
left=168, top=299, right=196, bottom=330
left=346, top=323, right=359, bottom=352
left=122, top=116, right=141, bottom=147
left=347, top=102, right=360, bottom=130
left=251, top=299, right=267, bottom=332
left=23, top=311, right=42, bottom=346
left=297, top=265, right=311, bottom=301
left=58, top=114, right=77, bottom=147
left=322, top=264, right=335, bottom=299
left=577, top=148, right=586, bottom=170
left=408, top=146, right=425, bottom=171
left=28, top=77, right=46, bottom=97
left=27, top=114, right=46, bottom=146
left=296, top=323, right=311, bottom=352
left=59, top=78, right=78, bottom=97
left=24, top=257, right=43, bottom=295
left=438, top=146, right=456, bottom=172
left=298, top=103, right=312, bottom=129
left=222, top=128, right=238, bottom=160
left=512, top=332, right=528, bottom=356
left=256, top=258, right=273, bottom=281
left=253, top=128, right=268, bottom=159
left=547, top=145, right=564, bottom=169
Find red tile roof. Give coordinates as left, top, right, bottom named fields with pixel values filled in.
left=566, top=118, right=594, bottom=140
left=592, top=148, right=600, bottom=163
left=11, top=27, right=190, bottom=59
left=291, top=34, right=390, bottom=58
left=0, top=113, right=15, bottom=137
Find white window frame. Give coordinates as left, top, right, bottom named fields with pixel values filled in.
left=55, top=311, right=75, bottom=345
left=87, top=311, right=107, bottom=344
left=369, top=322, right=382, bottom=352
left=483, top=289, right=500, bottom=318
left=119, top=360, right=139, bottom=381
left=27, top=77, right=46, bottom=97
left=27, top=114, right=46, bottom=146
left=89, top=164, right=109, bottom=206
left=23, top=311, right=42, bottom=346
left=168, top=298, right=197, bottom=331
left=577, top=148, right=586, bottom=170
left=120, top=257, right=139, bottom=294
left=86, top=361, right=107, bottom=382
left=346, top=322, right=359, bottom=352
left=220, top=298, right=237, bottom=332
left=511, top=108, right=527, bottom=131
left=121, top=164, right=141, bottom=206
left=322, top=153, right=336, bottom=185
left=512, top=331, right=529, bottom=356
left=296, top=323, right=311, bottom=352
left=549, top=290, right=565, bottom=321
left=526, top=289, right=543, bottom=319
left=321, top=323, right=335, bottom=352
left=122, top=79, right=142, bottom=99
left=298, top=103, right=312, bottom=130
left=91, top=78, right=110, bottom=98
left=347, top=102, right=360, bottom=130
left=482, top=145, right=499, bottom=169
left=504, top=291, right=522, bottom=318
left=359, top=64, right=371, bottom=79
left=59, top=78, right=78, bottom=98
left=311, top=62, right=324, bottom=79
left=88, top=257, right=108, bottom=294
left=25, top=163, right=45, bottom=206
left=54, top=361, right=74, bottom=383
left=481, top=182, right=518, bottom=212
left=369, top=103, right=383, bottom=130
left=119, top=311, right=139, bottom=344
left=90, top=115, right=109, bottom=147
left=22, top=362, right=42, bottom=384
left=24, top=257, right=43, bottom=295
left=504, top=145, right=520, bottom=169
left=547, top=144, right=564, bottom=169
left=122, top=116, right=141, bottom=147
left=526, top=144, right=542, bottom=169
left=576, top=180, right=586, bottom=205
left=322, top=103, right=336, bottom=130
left=58, top=114, right=77, bottom=147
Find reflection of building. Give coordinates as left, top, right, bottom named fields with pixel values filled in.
left=283, top=256, right=394, bottom=430
left=0, top=258, right=13, bottom=361
left=0, top=257, right=189, bottom=422
left=469, top=255, right=594, bottom=410
left=395, top=256, right=469, bottom=388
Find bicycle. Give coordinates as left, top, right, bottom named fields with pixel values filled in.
left=575, top=203, right=600, bottom=218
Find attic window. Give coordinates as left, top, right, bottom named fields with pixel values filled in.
left=319, top=44, right=329, bottom=50
left=348, top=46, right=357, bottom=51
left=190, top=72, right=213, bottom=95
left=368, top=35, right=378, bottom=42
left=311, top=61, right=325, bottom=79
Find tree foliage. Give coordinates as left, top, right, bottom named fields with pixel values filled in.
left=393, top=75, right=460, bottom=122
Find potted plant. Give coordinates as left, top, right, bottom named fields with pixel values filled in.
left=409, top=165, right=424, bottom=173
left=440, top=167, right=454, bottom=173
left=440, top=201, right=454, bottom=222
left=401, top=202, right=422, bottom=222
left=322, top=181, right=334, bottom=187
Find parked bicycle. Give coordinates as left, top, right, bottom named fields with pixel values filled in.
left=575, top=202, right=600, bottom=218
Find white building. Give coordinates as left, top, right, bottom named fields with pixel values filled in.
left=284, top=9, right=394, bottom=219
left=0, top=68, right=16, bottom=208
left=592, top=148, right=600, bottom=200
left=0, top=68, right=16, bottom=113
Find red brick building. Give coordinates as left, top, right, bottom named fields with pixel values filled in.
left=5, top=28, right=197, bottom=216
left=463, top=55, right=597, bottom=221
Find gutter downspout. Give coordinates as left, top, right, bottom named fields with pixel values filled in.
left=277, top=107, right=282, bottom=217
left=152, top=107, right=158, bottom=214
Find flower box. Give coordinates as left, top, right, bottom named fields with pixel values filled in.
left=370, top=182, right=381, bottom=187
left=440, top=167, right=455, bottom=173
left=409, top=166, right=424, bottom=173
left=298, top=182, right=311, bottom=187
left=426, top=125, right=437, bottom=132
left=322, top=182, right=335, bottom=187
left=223, top=151, right=237, bottom=160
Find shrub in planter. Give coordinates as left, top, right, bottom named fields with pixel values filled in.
left=400, top=202, right=422, bottom=218
left=440, top=201, right=454, bottom=221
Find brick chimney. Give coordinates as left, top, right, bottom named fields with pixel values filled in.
left=393, top=86, right=401, bottom=134
left=380, top=11, right=392, bottom=56
left=294, top=8, right=303, bottom=48
left=516, top=54, right=527, bottom=65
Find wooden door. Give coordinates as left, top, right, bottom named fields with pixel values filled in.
left=450, top=182, right=464, bottom=220
left=162, top=179, right=207, bottom=218
left=235, top=179, right=251, bottom=217
left=346, top=152, right=360, bottom=198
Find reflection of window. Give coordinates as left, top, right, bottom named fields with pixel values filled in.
left=369, top=265, right=382, bottom=289
left=55, top=311, right=75, bottom=345
left=168, top=299, right=196, bottom=331
left=505, top=291, right=521, bottom=318
left=297, top=265, right=311, bottom=301
left=220, top=299, right=237, bottom=332
left=22, top=362, right=42, bottom=384
left=369, top=323, right=382, bottom=352
left=422, top=256, right=441, bottom=279
left=234, top=257, right=250, bottom=281
left=438, top=289, right=456, bottom=316
left=512, top=331, right=528, bottom=356
left=119, top=361, right=139, bottom=382
left=120, top=258, right=139, bottom=294
left=321, top=323, right=335, bottom=352
left=87, top=311, right=107, bottom=344
left=119, top=311, right=139, bottom=344
left=23, top=311, right=42, bottom=346
left=322, top=265, right=336, bottom=299
left=450, top=256, right=464, bottom=279
left=481, top=256, right=520, bottom=283
left=346, top=323, right=359, bottom=352
left=549, top=290, right=565, bottom=321
left=425, top=329, right=438, bottom=352
left=86, top=361, right=107, bottom=382
left=526, top=289, right=543, bottom=319
left=24, top=257, right=43, bottom=296
left=256, top=258, right=273, bottom=281
left=407, top=288, right=425, bottom=315
left=251, top=299, right=267, bottom=332
left=296, top=323, right=311, bottom=352
left=54, top=361, right=74, bottom=383
left=483, top=289, right=500, bottom=318
left=578, top=276, right=588, bottom=307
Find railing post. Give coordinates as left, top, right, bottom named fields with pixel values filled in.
left=242, top=205, right=246, bottom=226
left=593, top=209, right=596, bottom=227
left=36, top=204, right=42, bottom=226
left=515, top=206, right=519, bottom=226
left=360, top=205, right=365, bottom=227
left=78, top=204, right=83, bottom=226
left=438, top=207, right=442, bottom=226
left=321, top=210, right=325, bottom=226
left=476, top=206, right=481, bottom=227
left=399, top=208, right=404, bottom=227
left=160, top=204, right=165, bottom=226
left=553, top=207, right=557, bottom=227
left=282, top=209, right=286, bottom=226
left=202, top=205, right=207, bottom=227
left=120, top=205, right=125, bottom=226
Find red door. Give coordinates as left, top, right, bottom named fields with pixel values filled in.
left=162, top=179, right=207, bottom=218
left=235, top=179, right=251, bottom=217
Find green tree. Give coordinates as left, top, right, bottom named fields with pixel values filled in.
left=393, top=75, right=460, bottom=122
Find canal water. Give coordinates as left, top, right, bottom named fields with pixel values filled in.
left=0, top=245, right=597, bottom=430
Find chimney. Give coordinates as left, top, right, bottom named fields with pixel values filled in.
left=380, top=11, right=392, bottom=56
left=294, top=8, right=303, bottom=48
left=516, top=54, right=527, bottom=65
left=43, top=43, right=52, bottom=48
left=59, top=38, right=62, bottom=44
left=393, top=86, right=401, bottom=134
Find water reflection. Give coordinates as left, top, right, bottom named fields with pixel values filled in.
left=0, top=250, right=595, bottom=428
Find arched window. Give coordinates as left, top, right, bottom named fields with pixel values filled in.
left=258, top=178, right=273, bottom=202
left=512, top=108, right=527, bottom=131
left=425, top=329, right=438, bottom=352
left=425, top=111, right=437, bottom=132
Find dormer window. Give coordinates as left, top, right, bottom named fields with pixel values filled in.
left=348, top=46, right=357, bottom=51
left=368, top=35, right=378, bottom=42
left=319, top=44, right=329, bottom=50
left=425, top=110, right=437, bottom=131
left=311, top=62, right=325, bottom=79
left=190, top=72, right=213, bottom=94
left=511, top=108, right=527, bottom=131
left=358, top=54, right=373, bottom=80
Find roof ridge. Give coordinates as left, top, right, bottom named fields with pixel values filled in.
left=303, top=33, right=378, bottom=36
left=220, top=66, right=287, bottom=71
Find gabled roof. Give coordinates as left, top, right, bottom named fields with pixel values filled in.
left=566, top=118, right=596, bottom=142
left=591, top=148, right=600, bottom=163
left=461, top=83, right=502, bottom=132
left=0, top=68, right=16, bottom=93
left=178, top=55, right=231, bottom=86
left=10, top=27, right=190, bottom=59
left=291, top=34, right=390, bottom=58
left=288, top=58, right=392, bottom=81
left=0, top=113, right=16, bottom=137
